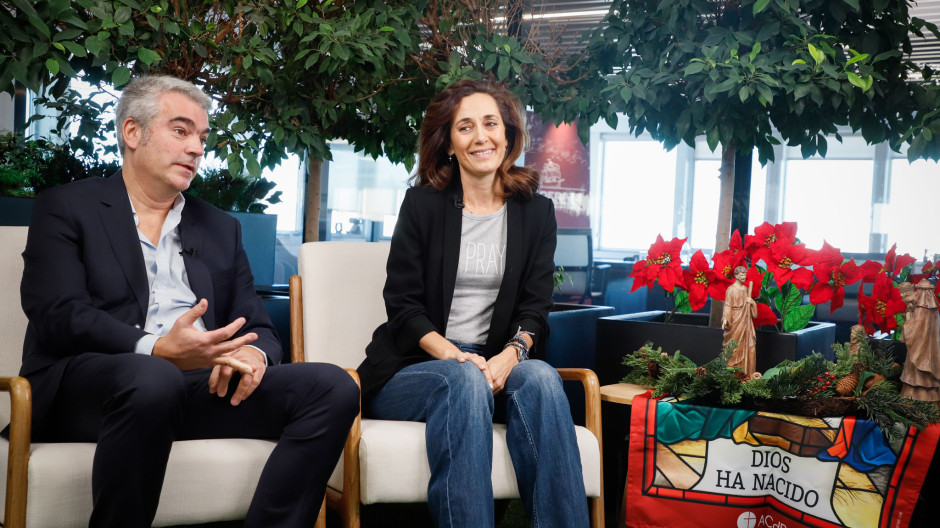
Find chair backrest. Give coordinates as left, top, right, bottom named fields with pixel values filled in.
left=554, top=228, right=593, bottom=303
left=296, top=241, right=391, bottom=369
left=0, top=226, right=29, bottom=425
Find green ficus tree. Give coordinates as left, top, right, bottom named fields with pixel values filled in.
left=583, top=0, right=940, bottom=324
left=1, top=0, right=579, bottom=238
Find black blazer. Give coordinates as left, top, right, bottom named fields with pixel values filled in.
left=19, top=173, right=280, bottom=430
left=357, top=179, right=557, bottom=403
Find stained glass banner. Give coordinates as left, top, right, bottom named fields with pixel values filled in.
left=625, top=392, right=939, bottom=528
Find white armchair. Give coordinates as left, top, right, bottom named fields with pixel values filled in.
left=289, top=240, right=604, bottom=528
left=0, top=226, right=324, bottom=528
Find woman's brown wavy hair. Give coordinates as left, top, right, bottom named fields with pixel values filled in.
left=410, top=79, right=539, bottom=198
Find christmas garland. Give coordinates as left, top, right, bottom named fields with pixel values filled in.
left=620, top=329, right=940, bottom=441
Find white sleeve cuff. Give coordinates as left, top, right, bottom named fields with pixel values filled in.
left=244, top=345, right=269, bottom=366
left=134, top=334, right=159, bottom=356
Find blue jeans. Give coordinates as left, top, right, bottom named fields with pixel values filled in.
left=366, top=352, right=589, bottom=528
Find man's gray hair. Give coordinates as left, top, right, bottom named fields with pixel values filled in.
left=114, top=75, right=211, bottom=155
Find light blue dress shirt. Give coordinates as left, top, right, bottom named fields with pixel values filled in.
left=132, top=194, right=206, bottom=355
left=131, top=194, right=266, bottom=363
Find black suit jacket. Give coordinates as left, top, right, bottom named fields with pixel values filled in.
left=357, top=179, right=557, bottom=403
left=19, top=173, right=280, bottom=430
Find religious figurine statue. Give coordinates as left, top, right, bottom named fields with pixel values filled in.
left=849, top=324, right=866, bottom=355
left=899, top=279, right=940, bottom=406
left=722, top=266, right=758, bottom=376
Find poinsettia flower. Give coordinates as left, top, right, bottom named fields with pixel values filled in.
left=746, top=221, right=798, bottom=263
left=682, top=250, right=724, bottom=311
left=629, top=235, right=687, bottom=293
left=909, top=260, right=938, bottom=284
left=711, top=247, right=746, bottom=283
left=809, top=241, right=863, bottom=312
left=859, top=243, right=917, bottom=282
left=857, top=272, right=907, bottom=336
left=754, top=302, right=778, bottom=327
left=764, top=239, right=815, bottom=290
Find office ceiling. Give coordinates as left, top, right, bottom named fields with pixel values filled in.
left=519, top=0, right=940, bottom=69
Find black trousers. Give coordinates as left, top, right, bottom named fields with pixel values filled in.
left=34, top=352, right=359, bottom=528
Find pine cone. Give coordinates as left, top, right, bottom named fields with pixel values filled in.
left=852, top=362, right=866, bottom=374
left=749, top=372, right=763, bottom=381
left=694, top=366, right=707, bottom=378
left=648, top=361, right=661, bottom=379
left=835, top=372, right=859, bottom=396
left=734, top=370, right=749, bottom=382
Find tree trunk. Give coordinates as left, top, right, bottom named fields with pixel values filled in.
left=709, top=141, right=736, bottom=327
left=303, top=158, right=322, bottom=242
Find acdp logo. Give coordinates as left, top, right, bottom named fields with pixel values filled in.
left=737, top=511, right=757, bottom=528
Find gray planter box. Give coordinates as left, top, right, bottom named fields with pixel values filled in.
left=595, top=310, right=836, bottom=386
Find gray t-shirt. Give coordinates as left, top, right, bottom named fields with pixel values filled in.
left=445, top=204, right=508, bottom=345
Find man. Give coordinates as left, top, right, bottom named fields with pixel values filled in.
left=19, top=75, right=359, bottom=527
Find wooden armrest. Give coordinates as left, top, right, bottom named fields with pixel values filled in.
left=555, top=368, right=602, bottom=441
left=0, top=375, right=32, bottom=528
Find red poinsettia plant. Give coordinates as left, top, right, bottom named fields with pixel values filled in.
left=856, top=245, right=940, bottom=338
left=630, top=222, right=871, bottom=332
left=631, top=222, right=940, bottom=335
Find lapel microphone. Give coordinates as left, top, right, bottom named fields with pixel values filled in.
left=453, top=197, right=465, bottom=209
left=180, top=247, right=197, bottom=257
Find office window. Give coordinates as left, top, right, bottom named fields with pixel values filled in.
left=885, top=158, right=939, bottom=259
left=592, top=120, right=937, bottom=261
left=597, top=139, right=677, bottom=250
left=781, top=159, right=874, bottom=252
left=326, top=142, right=410, bottom=241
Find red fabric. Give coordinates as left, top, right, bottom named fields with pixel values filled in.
left=624, top=392, right=939, bottom=528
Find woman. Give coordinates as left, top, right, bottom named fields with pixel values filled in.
left=357, top=80, right=588, bottom=528
left=722, top=266, right=758, bottom=375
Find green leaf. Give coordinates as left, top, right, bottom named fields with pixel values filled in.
left=792, top=59, right=807, bottom=65
left=497, top=57, right=510, bottom=80
left=847, top=72, right=873, bottom=91
left=749, top=42, right=761, bottom=62
left=793, top=83, right=812, bottom=100
left=808, top=43, right=825, bottom=65
left=164, top=20, right=180, bottom=35
left=53, top=28, right=85, bottom=42
left=227, top=153, right=244, bottom=177
left=297, top=0, right=309, bottom=7
left=684, top=62, right=706, bottom=75
left=379, top=26, right=394, bottom=32
left=45, top=58, right=60, bottom=76
left=620, top=85, right=633, bottom=105
left=783, top=304, right=816, bottom=332
left=843, top=0, right=861, bottom=12
left=712, top=77, right=738, bottom=94
left=246, top=156, right=262, bottom=178
left=706, top=127, right=719, bottom=152
left=85, top=36, right=103, bottom=56
left=114, top=6, right=132, bottom=24
left=753, top=0, right=771, bottom=15
left=484, top=53, right=497, bottom=71
left=845, top=52, right=869, bottom=66
left=111, top=65, right=131, bottom=87
left=137, top=47, right=161, bottom=66
left=61, top=41, right=87, bottom=58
